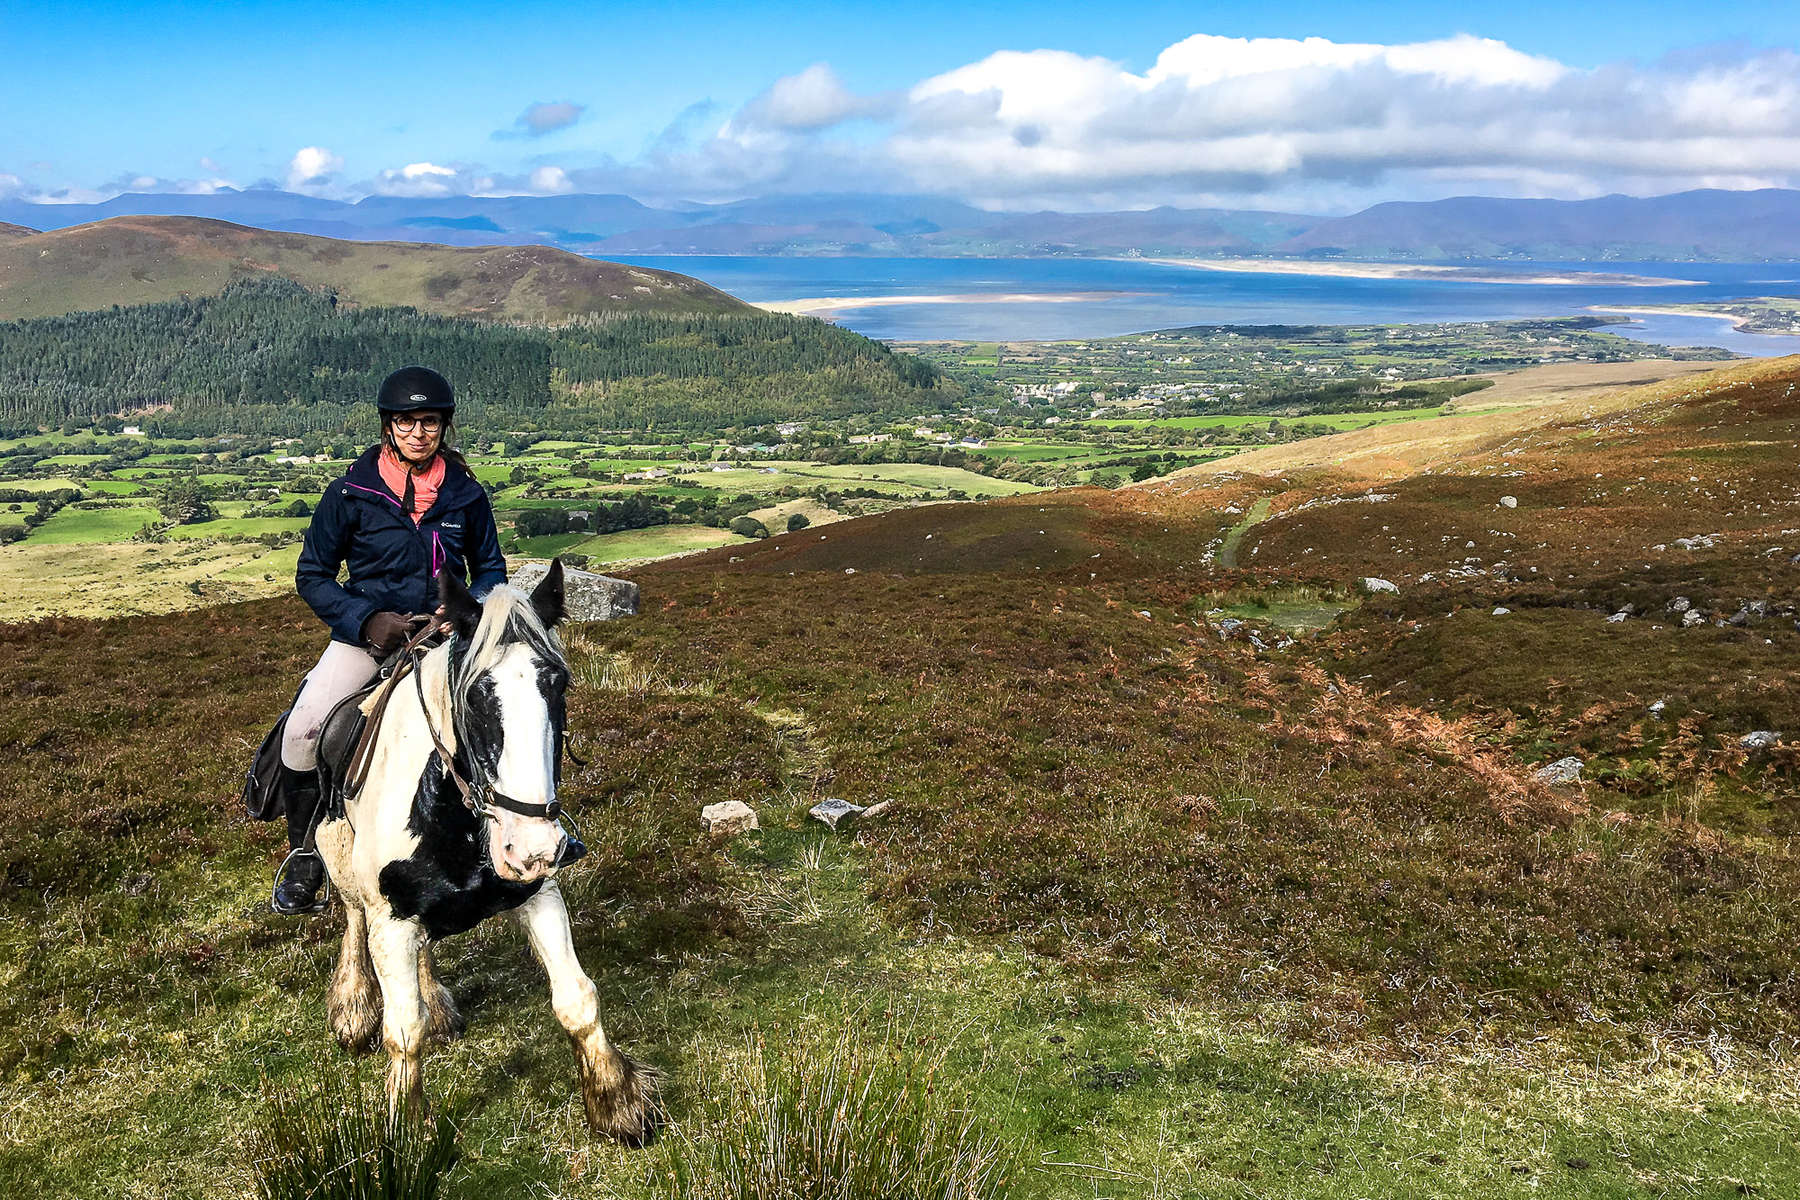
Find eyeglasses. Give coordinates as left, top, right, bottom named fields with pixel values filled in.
left=391, top=414, right=444, bottom=433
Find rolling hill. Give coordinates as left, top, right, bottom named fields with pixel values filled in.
left=5, top=355, right=1800, bottom=1193
left=0, top=215, right=752, bottom=322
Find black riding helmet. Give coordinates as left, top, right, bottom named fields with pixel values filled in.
left=377, top=366, right=455, bottom=417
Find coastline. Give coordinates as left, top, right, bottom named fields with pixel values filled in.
left=1131, top=256, right=1697, bottom=288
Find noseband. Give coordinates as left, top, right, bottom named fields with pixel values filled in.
left=411, top=634, right=564, bottom=825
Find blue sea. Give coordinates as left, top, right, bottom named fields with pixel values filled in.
left=610, top=254, right=1800, bottom=356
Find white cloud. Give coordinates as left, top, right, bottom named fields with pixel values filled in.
left=670, top=34, right=1800, bottom=209
left=287, top=146, right=343, bottom=190
left=528, top=165, right=573, bottom=193
left=728, top=63, right=893, bottom=135
left=371, top=161, right=494, bottom=198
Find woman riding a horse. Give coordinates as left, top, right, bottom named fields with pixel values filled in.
left=274, top=365, right=509, bottom=913
left=266, top=366, right=653, bottom=1141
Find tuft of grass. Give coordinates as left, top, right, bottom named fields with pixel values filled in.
left=248, top=1079, right=462, bottom=1200
left=655, top=1019, right=1022, bottom=1200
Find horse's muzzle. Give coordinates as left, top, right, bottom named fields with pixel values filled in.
left=493, top=816, right=561, bottom=881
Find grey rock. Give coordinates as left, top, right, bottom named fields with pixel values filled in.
left=1361, top=577, right=1399, bottom=595
left=1532, top=757, right=1584, bottom=787
left=1492, top=606, right=1511, bottom=616
left=1649, top=700, right=1667, bottom=717
left=1499, top=495, right=1518, bottom=508
left=1682, top=609, right=1706, bottom=627
left=1668, top=597, right=1691, bottom=614
left=1606, top=612, right=1629, bottom=623
left=1728, top=609, right=1751, bottom=627
left=511, top=562, right=639, bottom=622
left=809, top=797, right=866, bottom=830
left=1740, top=730, right=1782, bottom=750
left=1215, top=617, right=1245, bottom=638
left=700, top=800, right=759, bottom=837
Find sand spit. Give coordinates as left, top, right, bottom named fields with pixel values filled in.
left=1135, top=257, right=1697, bottom=288
left=1589, top=305, right=1800, bottom=336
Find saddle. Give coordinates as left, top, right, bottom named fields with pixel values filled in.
left=242, top=625, right=443, bottom=824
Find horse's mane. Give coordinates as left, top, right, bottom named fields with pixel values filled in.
left=451, top=584, right=566, bottom=712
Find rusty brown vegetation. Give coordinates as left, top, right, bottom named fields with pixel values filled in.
left=5, top=356, right=1800, bottom=1192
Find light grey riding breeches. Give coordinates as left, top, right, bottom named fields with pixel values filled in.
left=280, top=640, right=382, bottom=771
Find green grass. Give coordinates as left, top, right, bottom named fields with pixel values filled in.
left=573, top=524, right=748, bottom=563
left=25, top=501, right=161, bottom=543
left=85, top=479, right=148, bottom=496
left=805, top=462, right=1042, bottom=495
left=1088, top=407, right=1509, bottom=431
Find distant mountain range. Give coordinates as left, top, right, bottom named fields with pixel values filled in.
left=0, top=216, right=749, bottom=322
left=6, top=187, right=1800, bottom=261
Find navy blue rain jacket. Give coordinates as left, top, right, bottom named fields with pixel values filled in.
left=296, top=447, right=507, bottom=645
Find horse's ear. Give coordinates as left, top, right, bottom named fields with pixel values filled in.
left=438, top=568, right=481, bottom=638
left=530, top=558, right=566, bottom=628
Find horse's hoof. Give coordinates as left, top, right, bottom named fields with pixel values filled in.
left=583, top=1049, right=664, bottom=1146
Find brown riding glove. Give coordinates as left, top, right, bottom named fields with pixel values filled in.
left=361, top=611, right=416, bottom=655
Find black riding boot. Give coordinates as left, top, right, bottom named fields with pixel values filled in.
left=272, top=765, right=329, bottom=915
left=556, top=825, right=588, bottom=867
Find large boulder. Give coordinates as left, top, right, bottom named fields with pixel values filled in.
left=511, top=561, right=638, bottom=622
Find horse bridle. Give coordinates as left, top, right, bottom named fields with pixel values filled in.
left=409, top=632, right=564, bottom=825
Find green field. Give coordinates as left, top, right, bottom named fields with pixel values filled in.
left=1088, top=405, right=1507, bottom=431
left=27, top=503, right=161, bottom=543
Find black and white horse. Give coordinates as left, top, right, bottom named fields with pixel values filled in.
left=314, top=560, right=659, bottom=1142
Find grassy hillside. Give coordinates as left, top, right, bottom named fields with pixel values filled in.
left=0, top=215, right=750, bottom=322
left=4, top=358, right=1800, bottom=1195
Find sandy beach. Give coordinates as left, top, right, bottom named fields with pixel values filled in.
left=759, top=291, right=1144, bottom=316
left=1134, top=257, right=1696, bottom=288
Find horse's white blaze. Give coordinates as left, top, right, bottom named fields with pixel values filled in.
left=487, top=643, right=563, bottom=880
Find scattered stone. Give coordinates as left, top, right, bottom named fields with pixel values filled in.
left=844, top=567, right=857, bottom=575
left=1728, top=609, right=1751, bottom=627
left=511, top=562, right=638, bottom=622
left=1215, top=617, right=1245, bottom=638
left=1748, top=599, right=1770, bottom=617
left=1136, top=610, right=1153, bottom=619
left=1493, top=606, right=1511, bottom=616
left=1740, top=731, right=1782, bottom=750
left=1361, top=577, right=1399, bottom=595
left=1649, top=699, right=1667, bottom=717
left=1498, top=495, right=1518, bottom=508
left=1668, top=597, right=1691, bottom=614
left=860, top=799, right=899, bottom=820
left=1606, top=612, right=1629, bottom=623
left=1682, top=609, right=1706, bottom=627
left=809, top=797, right=865, bottom=830
left=1532, top=757, right=1584, bottom=787
left=700, top=800, right=759, bottom=837
left=1248, top=634, right=1268, bottom=651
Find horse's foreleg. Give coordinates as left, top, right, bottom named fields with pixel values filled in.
left=417, top=943, right=463, bottom=1042
left=367, top=915, right=429, bottom=1119
left=512, top=882, right=661, bottom=1143
left=329, top=902, right=381, bottom=1053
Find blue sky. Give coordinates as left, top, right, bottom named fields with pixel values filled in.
left=5, top=0, right=1799, bottom=210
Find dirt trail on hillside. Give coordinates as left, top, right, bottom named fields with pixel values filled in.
left=1162, top=356, right=1798, bottom=482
